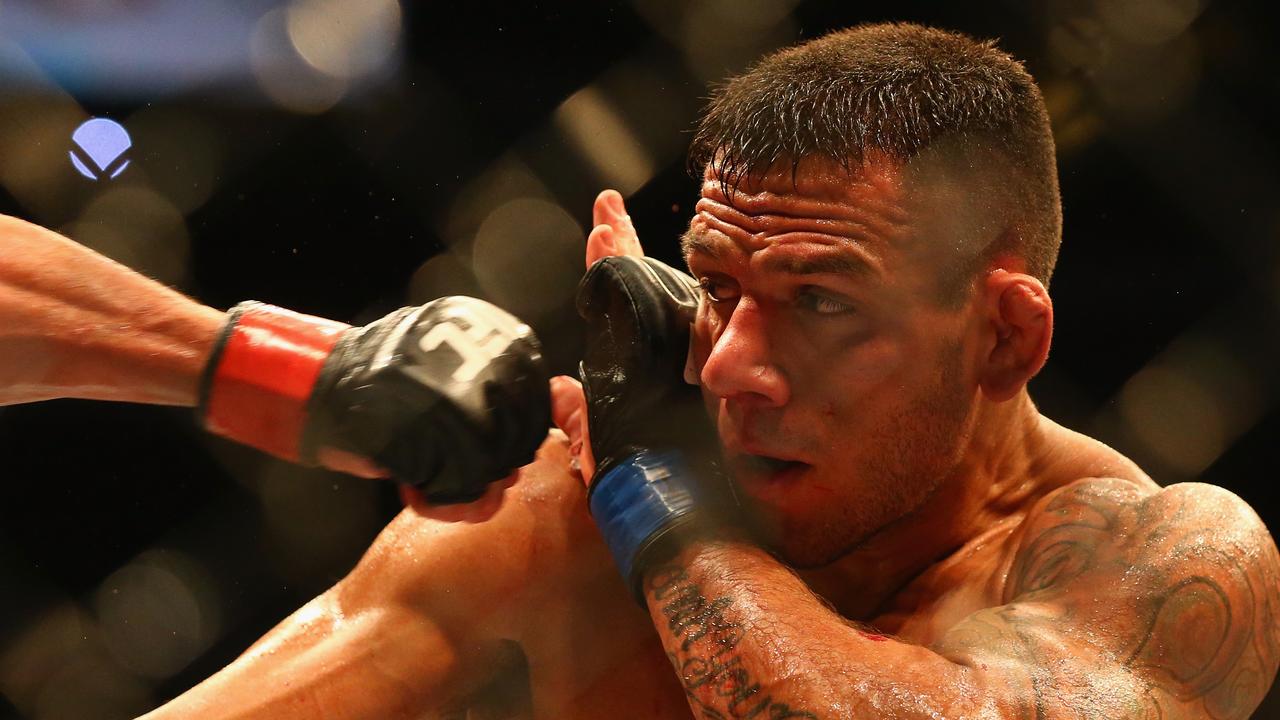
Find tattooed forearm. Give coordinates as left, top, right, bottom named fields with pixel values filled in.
left=635, top=480, right=1278, bottom=720
left=648, top=564, right=819, bottom=720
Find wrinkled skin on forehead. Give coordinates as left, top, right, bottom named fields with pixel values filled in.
left=684, top=154, right=995, bottom=567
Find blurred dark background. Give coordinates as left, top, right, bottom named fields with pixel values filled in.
left=0, top=0, right=1276, bottom=717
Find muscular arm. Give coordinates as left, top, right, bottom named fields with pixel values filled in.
left=140, top=432, right=671, bottom=720
left=139, top=470, right=546, bottom=719
left=643, top=480, right=1280, bottom=719
left=137, top=590, right=500, bottom=720
left=0, top=213, right=223, bottom=406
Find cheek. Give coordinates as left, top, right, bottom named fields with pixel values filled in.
left=791, top=338, right=945, bottom=469
left=692, top=313, right=718, bottom=413
left=691, top=306, right=719, bottom=368
left=791, top=333, right=904, bottom=406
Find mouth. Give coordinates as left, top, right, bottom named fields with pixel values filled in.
left=729, top=453, right=811, bottom=484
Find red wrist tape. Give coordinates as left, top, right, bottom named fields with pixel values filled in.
left=200, top=302, right=349, bottom=462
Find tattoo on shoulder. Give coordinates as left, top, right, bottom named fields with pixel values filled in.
left=648, top=564, right=820, bottom=720
left=988, top=480, right=1280, bottom=720
left=1005, top=478, right=1145, bottom=599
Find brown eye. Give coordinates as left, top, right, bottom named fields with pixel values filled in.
left=698, top=277, right=739, bottom=303
left=797, top=288, right=855, bottom=315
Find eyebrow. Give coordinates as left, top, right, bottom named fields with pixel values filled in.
left=680, top=228, right=723, bottom=259
left=681, top=228, right=879, bottom=280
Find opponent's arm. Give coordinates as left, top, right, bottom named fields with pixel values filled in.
left=639, top=479, right=1280, bottom=720
left=141, top=429, right=595, bottom=720
left=0, top=213, right=223, bottom=406
left=0, top=213, right=550, bottom=495
left=137, top=589, right=494, bottom=720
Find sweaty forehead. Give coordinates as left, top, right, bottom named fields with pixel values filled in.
left=688, top=155, right=912, bottom=263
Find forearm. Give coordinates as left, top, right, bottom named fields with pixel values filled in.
left=0, top=214, right=224, bottom=406
left=140, top=586, right=490, bottom=720
left=143, top=449, right=583, bottom=720
left=644, top=540, right=985, bottom=720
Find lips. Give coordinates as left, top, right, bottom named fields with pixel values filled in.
left=728, top=452, right=811, bottom=484
left=716, top=416, right=811, bottom=485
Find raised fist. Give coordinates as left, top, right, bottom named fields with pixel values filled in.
left=199, top=296, right=550, bottom=502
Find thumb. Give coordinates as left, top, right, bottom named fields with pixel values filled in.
left=549, top=375, right=596, bottom=484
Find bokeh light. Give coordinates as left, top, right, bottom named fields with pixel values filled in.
left=286, top=0, right=401, bottom=80
left=1093, top=32, right=1201, bottom=122
left=554, top=86, right=656, bottom=196
left=0, top=94, right=85, bottom=222
left=93, top=550, right=222, bottom=680
left=634, top=0, right=799, bottom=81
left=250, top=7, right=348, bottom=114
left=256, top=467, right=382, bottom=583
left=0, top=604, right=152, bottom=720
left=409, top=250, right=483, bottom=304
left=1118, top=360, right=1227, bottom=476
left=125, top=108, right=225, bottom=214
left=1112, top=335, right=1267, bottom=481
left=1097, top=0, right=1204, bottom=45
left=440, top=157, right=555, bottom=250
left=470, top=197, right=584, bottom=323
left=62, top=186, right=190, bottom=287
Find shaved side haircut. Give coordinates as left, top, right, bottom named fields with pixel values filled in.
left=690, top=22, right=1063, bottom=291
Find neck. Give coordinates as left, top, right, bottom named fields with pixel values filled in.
left=797, top=389, right=1060, bottom=620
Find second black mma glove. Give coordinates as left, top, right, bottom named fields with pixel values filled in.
left=576, top=256, right=736, bottom=601
left=198, top=296, right=550, bottom=503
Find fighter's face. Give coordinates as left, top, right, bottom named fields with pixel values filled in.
left=686, top=156, right=984, bottom=567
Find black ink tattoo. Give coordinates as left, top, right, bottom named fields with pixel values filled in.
left=944, top=479, right=1280, bottom=720
left=649, top=565, right=819, bottom=720
left=1004, top=480, right=1123, bottom=599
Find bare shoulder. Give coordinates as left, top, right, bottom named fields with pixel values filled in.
left=994, top=476, right=1280, bottom=718
left=1006, top=477, right=1279, bottom=599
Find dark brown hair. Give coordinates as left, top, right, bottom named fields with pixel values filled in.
left=689, top=22, right=1063, bottom=288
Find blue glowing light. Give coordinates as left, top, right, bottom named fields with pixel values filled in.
left=70, top=117, right=132, bottom=181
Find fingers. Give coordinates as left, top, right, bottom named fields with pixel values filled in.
left=317, top=447, right=390, bottom=479
left=586, top=224, right=616, bottom=268
left=550, top=375, right=584, bottom=433
left=591, top=189, right=618, bottom=228
left=586, top=189, right=644, bottom=269
left=549, top=375, right=596, bottom=485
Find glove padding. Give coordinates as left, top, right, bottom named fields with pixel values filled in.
left=575, top=256, right=712, bottom=483
left=576, top=256, right=733, bottom=600
left=200, top=296, right=549, bottom=503
left=302, top=296, right=550, bottom=502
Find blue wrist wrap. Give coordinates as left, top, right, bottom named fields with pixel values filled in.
left=589, top=450, right=701, bottom=602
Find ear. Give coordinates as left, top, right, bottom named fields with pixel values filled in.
left=977, top=269, right=1053, bottom=402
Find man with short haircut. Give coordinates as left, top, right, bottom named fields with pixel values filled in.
left=564, top=22, right=1280, bottom=719
left=122, top=21, right=1280, bottom=718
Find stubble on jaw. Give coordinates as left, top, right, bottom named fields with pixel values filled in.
left=774, top=336, right=974, bottom=569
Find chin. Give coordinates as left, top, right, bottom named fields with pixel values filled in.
left=743, top=501, right=879, bottom=569
left=773, top=528, right=879, bottom=569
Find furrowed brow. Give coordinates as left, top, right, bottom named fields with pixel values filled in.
left=680, top=228, right=722, bottom=260
left=760, top=253, right=878, bottom=280
left=682, top=227, right=879, bottom=281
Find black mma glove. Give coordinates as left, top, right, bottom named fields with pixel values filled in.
left=576, top=256, right=734, bottom=600
left=199, top=296, right=550, bottom=503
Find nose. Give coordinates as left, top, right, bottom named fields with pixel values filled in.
left=699, top=297, right=789, bottom=407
